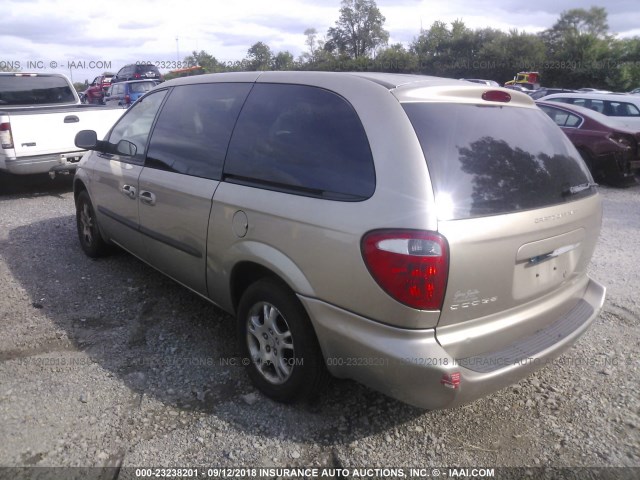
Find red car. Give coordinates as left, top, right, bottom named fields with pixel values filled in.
left=81, top=73, right=114, bottom=104
left=537, top=100, right=640, bottom=185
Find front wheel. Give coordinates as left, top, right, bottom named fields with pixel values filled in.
left=237, top=279, right=329, bottom=403
left=76, top=190, right=110, bottom=258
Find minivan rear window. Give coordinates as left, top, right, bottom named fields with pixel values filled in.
left=403, top=103, right=594, bottom=220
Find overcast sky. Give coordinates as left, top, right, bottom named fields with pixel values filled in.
left=2, top=0, right=638, bottom=83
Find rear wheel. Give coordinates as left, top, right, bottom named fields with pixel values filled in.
left=76, top=190, right=110, bottom=258
left=577, top=148, right=604, bottom=183
left=237, top=278, right=329, bottom=403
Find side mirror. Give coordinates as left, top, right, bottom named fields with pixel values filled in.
left=105, top=92, right=111, bottom=97
left=75, top=130, right=98, bottom=150
left=116, top=139, right=137, bottom=157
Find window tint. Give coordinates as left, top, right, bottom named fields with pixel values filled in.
left=0, top=75, right=76, bottom=105
left=107, top=89, right=167, bottom=161
left=609, top=102, right=640, bottom=116
left=145, top=83, right=251, bottom=180
left=579, top=99, right=604, bottom=113
left=224, top=83, right=375, bottom=200
left=403, top=103, right=594, bottom=220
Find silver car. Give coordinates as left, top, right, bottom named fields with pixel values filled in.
left=73, top=72, right=606, bottom=409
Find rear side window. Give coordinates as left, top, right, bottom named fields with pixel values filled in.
left=145, top=83, right=251, bottom=180
left=550, top=97, right=640, bottom=117
left=403, top=103, right=594, bottom=220
left=0, top=75, right=76, bottom=105
left=538, top=105, right=582, bottom=128
left=224, top=83, right=375, bottom=200
left=573, top=98, right=604, bottom=113
left=608, top=101, right=640, bottom=116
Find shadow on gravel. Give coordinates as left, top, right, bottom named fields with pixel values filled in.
left=3, top=214, right=424, bottom=448
left=0, top=172, right=74, bottom=197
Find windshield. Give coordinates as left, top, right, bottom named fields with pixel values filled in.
left=403, top=103, right=595, bottom=220
left=0, top=75, right=77, bottom=105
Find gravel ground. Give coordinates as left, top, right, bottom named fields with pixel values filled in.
left=0, top=172, right=638, bottom=477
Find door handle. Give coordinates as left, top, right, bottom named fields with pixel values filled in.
left=121, top=184, right=137, bottom=199
left=139, top=190, right=156, bottom=206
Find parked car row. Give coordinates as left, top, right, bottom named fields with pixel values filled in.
left=0, top=72, right=125, bottom=176
left=535, top=91, right=640, bottom=185
left=104, top=80, right=160, bottom=107
left=81, top=64, right=163, bottom=106
left=111, top=63, right=162, bottom=83
left=537, top=100, right=640, bottom=185
left=459, top=81, right=640, bottom=185
left=80, top=73, right=114, bottom=104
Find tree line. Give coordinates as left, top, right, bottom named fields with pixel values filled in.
left=170, top=0, right=639, bottom=91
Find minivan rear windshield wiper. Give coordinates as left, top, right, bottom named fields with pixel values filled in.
left=562, top=182, right=598, bottom=196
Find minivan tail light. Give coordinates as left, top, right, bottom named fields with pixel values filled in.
left=362, top=230, right=449, bottom=310
left=124, top=94, right=131, bottom=105
left=482, top=90, right=511, bottom=103
left=0, top=122, right=14, bottom=149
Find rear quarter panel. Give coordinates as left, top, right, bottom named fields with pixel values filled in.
left=206, top=73, right=442, bottom=328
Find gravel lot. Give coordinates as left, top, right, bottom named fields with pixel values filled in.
left=0, top=172, right=638, bottom=477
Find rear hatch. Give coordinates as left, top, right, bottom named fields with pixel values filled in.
left=399, top=88, right=601, bottom=355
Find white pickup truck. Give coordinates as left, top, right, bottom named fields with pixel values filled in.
left=0, top=72, right=125, bottom=176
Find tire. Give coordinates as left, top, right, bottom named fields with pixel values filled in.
left=577, top=148, right=604, bottom=183
left=75, top=190, right=110, bottom=258
left=237, top=278, right=329, bottom=403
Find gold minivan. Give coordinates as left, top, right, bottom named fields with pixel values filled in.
left=73, top=72, right=606, bottom=409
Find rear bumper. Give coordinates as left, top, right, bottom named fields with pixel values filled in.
left=596, top=152, right=640, bottom=183
left=301, top=276, right=605, bottom=410
left=4, top=152, right=85, bottom=175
